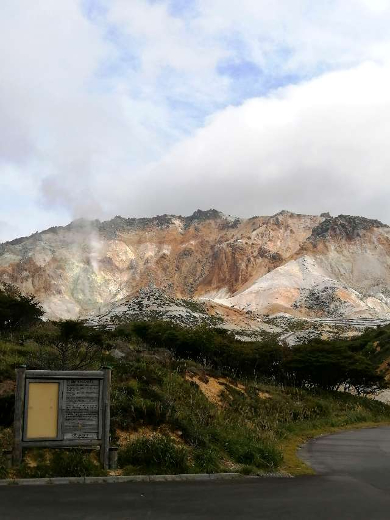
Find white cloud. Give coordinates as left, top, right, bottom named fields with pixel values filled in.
left=125, top=61, right=390, bottom=222
left=1, top=1, right=390, bottom=239
left=196, top=0, right=390, bottom=73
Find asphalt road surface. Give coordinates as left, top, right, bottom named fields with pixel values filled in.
left=2, top=426, right=390, bottom=520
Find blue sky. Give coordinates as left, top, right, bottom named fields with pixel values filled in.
left=1, top=0, right=390, bottom=241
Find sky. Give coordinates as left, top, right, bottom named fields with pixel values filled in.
left=1, top=0, right=390, bottom=242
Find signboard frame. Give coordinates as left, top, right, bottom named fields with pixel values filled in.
left=13, top=367, right=111, bottom=469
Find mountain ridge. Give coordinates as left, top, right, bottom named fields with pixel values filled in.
left=1, top=209, right=389, bottom=331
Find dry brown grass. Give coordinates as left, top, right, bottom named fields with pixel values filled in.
left=258, top=391, right=272, bottom=400
left=186, top=373, right=245, bottom=406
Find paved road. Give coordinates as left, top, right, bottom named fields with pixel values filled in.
left=2, top=427, right=390, bottom=520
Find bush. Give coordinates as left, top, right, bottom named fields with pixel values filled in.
left=128, top=321, right=389, bottom=394
left=284, top=342, right=386, bottom=392
left=0, top=283, right=43, bottom=334
left=111, top=380, right=169, bottom=429
left=119, top=435, right=189, bottom=475
left=193, top=446, right=222, bottom=473
left=50, top=450, right=104, bottom=477
left=225, top=438, right=283, bottom=471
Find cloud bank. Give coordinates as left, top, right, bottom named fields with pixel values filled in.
left=1, top=1, right=390, bottom=241
left=137, top=61, right=390, bottom=221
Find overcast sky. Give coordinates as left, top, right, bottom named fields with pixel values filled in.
left=2, top=0, right=390, bottom=242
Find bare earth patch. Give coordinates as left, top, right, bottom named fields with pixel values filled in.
left=186, top=373, right=245, bottom=406
left=258, top=391, right=272, bottom=400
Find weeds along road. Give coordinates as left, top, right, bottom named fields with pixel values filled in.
left=2, top=426, right=390, bottom=520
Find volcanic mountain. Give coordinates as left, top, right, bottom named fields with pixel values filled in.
left=1, top=209, right=390, bottom=329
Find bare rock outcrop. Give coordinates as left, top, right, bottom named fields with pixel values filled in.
left=1, top=209, right=390, bottom=324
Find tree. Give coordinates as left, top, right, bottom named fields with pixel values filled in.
left=27, top=320, right=106, bottom=371
left=284, top=341, right=387, bottom=393
left=0, top=283, right=43, bottom=333
left=345, top=355, right=385, bottom=396
left=283, top=343, right=352, bottom=390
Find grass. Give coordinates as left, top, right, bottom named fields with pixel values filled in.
left=119, top=434, right=189, bottom=475
left=2, top=337, right=390, bottom=477
left=0, top=340, right=30, bottom=381
left=109, top=354, right=390, bottom=475
left=15, top=449, right=106, bottom=479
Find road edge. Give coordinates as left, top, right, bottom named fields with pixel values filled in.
left=0, top=472, right=293, bottom=486
left=282, top=420, right=390, bottom=476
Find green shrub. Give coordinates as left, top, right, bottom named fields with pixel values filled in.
left=225, top=438, right=283, bottom=471
left=111, top=381, right=169, bottom=429
left=284, top=342, right=386, bottom=392
left=0, top=283, right=43, bottom=333
left=132, top=397, right=168, bottom=427
left=193, top=446, right=222, bottom=473
left=50, top=450, right=105, bottom=477
left=0, top=341, right=28, bottom=381
left=119, top=435, right=189, bottom=475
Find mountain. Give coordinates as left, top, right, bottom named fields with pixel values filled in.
left=1, top=209, right=390, bottom=334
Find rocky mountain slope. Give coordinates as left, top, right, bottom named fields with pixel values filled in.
left=1, top=209, right=390, bottom=334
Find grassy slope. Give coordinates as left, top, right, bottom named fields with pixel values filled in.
left=1, top=338, right=390, bottom=477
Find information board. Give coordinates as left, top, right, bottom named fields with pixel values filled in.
left=13, top=368, right=111, bottom=469
left=63, top=379, right=100, bottom=440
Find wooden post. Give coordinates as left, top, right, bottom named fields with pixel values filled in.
left=109, top=446, right=118, bottom=470
left=100, top=367, right=111, bottom=470
left=13, top=366, right=26, bottom=466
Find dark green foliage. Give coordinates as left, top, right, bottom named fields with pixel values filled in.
left=2, top=311, right=390, bottom=477
left=49, top=450, right=105, bottom=477
left=118, top=435, right=189, bottom=475
left=129, top=321, right=387, bottom=393
left=193, top=446, right=222, bottom=473
left=57, top=320, right=104, bottom=347
left=111, top=359, right=171, bottom=431
left=131, top=321, right=215, bottom=361
left=209, top=421, right=283, bottom=471
left=111, top=380, right=168, bottom=429
left=0, top=284, right=43, bottom=333
left=24, top=320, right=106, bottom=371
left=227, top=439, right=283, bottom=470
left=130, top=320, right=288, bottom=378
left=0, top=394, right=14, bottom=428
left=284, top=342, right=385, bottom=393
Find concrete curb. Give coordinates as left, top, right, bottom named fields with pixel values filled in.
left=0, top=472, right=291, bottom=486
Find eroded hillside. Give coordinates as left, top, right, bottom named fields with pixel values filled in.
left=1, top=209, right=390, bottom=325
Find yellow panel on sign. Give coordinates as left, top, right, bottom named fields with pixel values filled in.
left=26, top=382, right=59, bottom=439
